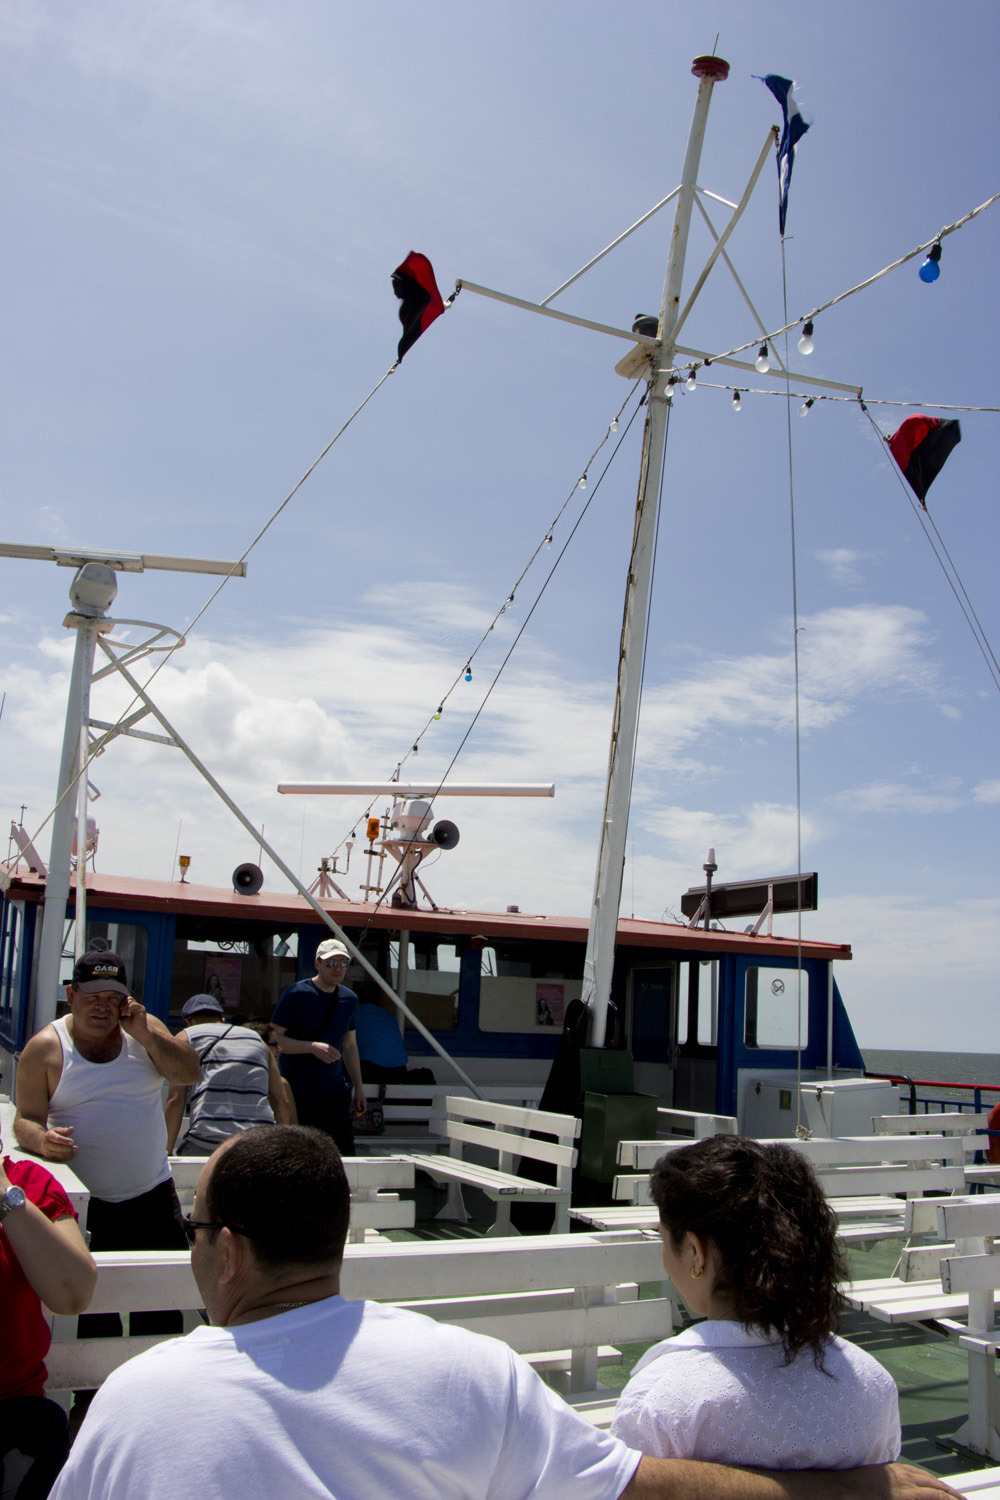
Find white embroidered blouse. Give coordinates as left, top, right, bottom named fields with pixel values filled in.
left=611, top=1321, right=901, bottom=1469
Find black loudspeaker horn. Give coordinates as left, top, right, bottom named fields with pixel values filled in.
left=233, top=863, right=264, bottom=895
left=432, top=820, right=460, bottom=851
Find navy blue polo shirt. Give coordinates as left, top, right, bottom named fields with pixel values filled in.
left=271, top=979, right=359, bottom=1099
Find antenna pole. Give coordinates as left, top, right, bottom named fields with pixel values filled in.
left=582, top=55, right=729, bottom=1047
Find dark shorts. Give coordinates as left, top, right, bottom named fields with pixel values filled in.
left=0, top=1396, right=68, bottom=1500
left=295, top=1093, right=354, bottom=1157
left=79, top=1177, right=186, bottom=1342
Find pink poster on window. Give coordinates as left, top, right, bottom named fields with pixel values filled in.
left=204, top=954, right=242, bottom=1010
left=536, top=983, right=564, bottom=1027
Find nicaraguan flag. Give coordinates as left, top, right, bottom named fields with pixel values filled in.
left=756, top=74, right=810, bottom=235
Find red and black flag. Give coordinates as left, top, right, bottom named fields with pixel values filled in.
left=392, top=251, right=445, bottom=361
left=888, top=414, right=962, bottom=507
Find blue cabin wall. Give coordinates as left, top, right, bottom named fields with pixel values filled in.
left=714, top=955, right=864, bottom=1117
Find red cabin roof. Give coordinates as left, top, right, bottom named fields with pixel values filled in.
left=1, top=866, right=852, bottom=962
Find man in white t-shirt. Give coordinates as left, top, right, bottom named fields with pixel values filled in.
left=49, top=1126, right=960, bottom=1500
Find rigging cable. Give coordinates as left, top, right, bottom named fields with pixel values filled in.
left=861, top=407, right=1000, bottom=695
left=350, top=391, right=650, bottom=933
left=710, top=192, right=1000, bottom=368
left=14, top=364, right=403, bottom=869
left=324, top=382, right=647, bottom=867
left=776, top=238, right=809, bottom=1139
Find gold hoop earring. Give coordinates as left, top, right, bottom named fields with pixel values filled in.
left=690, top=1267, right=704, bottom=1280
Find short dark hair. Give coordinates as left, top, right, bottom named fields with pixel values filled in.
left=204, top=1126, right=350, bottom=1275
left=244, top=1019, right=274, bottom=1044
left=650, top=1135, right=847, bottom=1366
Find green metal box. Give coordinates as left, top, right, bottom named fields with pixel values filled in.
left=579, top=1089, right=659, bottom=1182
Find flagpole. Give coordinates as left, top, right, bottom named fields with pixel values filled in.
left=582, top=55, right=729, bottom=1048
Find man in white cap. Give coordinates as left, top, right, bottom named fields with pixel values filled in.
left=270, top=939, right=365, bottom=1154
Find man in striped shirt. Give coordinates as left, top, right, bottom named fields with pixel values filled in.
left=165, top=996, right=290, bottom=1155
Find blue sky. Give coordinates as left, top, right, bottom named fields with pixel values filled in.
left=1, top=1, right=998, bottom=1049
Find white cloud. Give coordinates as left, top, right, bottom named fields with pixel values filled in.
left=835, top=780, right=963, bottom=815
left=815, top=548, right=877, bottom=589
left=974, top=780, right=1000, bottom=805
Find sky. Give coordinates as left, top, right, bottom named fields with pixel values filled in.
left=1, top=1, right=998, bottom=1051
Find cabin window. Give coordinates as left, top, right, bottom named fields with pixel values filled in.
left=0, top=899, right=27, bottom=1048
left=170, top=921, right=299, bottom=1024
left=629, top=966, right=676, bottom=1062
left=478, top=938, right=583, bottom=1034
left=61, top=922, right=149, bottom=1003
left=744, top=966, right=809, bottom=1049
left=392, top=937, right=460, bottom=1032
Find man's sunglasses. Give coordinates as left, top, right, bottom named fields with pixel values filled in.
left=181, top=1215, right=223, bottom=1246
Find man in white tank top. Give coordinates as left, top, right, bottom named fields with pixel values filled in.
left=14, top=949, right=200, bottom=1352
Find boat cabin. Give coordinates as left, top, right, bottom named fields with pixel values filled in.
left=0, top=866, right=863, bottom=1123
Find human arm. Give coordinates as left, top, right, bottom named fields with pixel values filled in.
left=12, top=1030, right=79, bottom=1161
left=120, top=1000, right=201, bottom=1084
left=341, top=1030, right=365, bottom=1113
left=265, top=1047, right=292, bottom=1124
left=163, top=1082, right=189, bottom=1152
left=620, top=1458, right=963, bottom=1500
left=270, top=1023, right=341, bottom=1065
left=0, top=1160, right=96, bottom=1314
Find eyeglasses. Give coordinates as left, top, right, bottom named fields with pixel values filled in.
left=318, top=958, right=349, bottom=968
left=181, top=1215, right=223, bottom=1246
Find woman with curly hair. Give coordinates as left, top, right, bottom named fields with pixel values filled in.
left=611, top=1135, right=900, bottom=1468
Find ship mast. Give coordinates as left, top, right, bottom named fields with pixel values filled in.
left=581, top=55, right=730, bottom=1046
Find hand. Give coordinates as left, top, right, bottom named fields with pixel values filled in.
left=118, top=997, right=149, bottom=1038
left=353, top=1088, right=367, bottom=1116
left=43, top=1125, right=79, bottom=1161
left=855, top=1464, right=964, bottom=1498
left=310, top=1041, right=341, bottom=1064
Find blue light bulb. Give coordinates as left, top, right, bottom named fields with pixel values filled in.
left=919, top=244, right=942, bottom=283
left=464, top=665, right=472, bottom=683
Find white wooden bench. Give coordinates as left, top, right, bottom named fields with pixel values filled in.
left=600, top=1134, right=967, bottom=1244
left=404, top=1096, right=580, bottom=1236
left=874, top=1111, right=1000, bottom=1188
left=936, top=1197, right=1000, bottom=1461
left=169, top=1154, right=416, bottom=1242
left=358, top=1083, right=544, bottom=1154
left=44, top=1229, right=669, bottom=1399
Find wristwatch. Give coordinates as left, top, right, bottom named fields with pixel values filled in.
left=0, top=1184, right=26, bottom=1221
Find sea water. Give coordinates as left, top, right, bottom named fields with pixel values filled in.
left=862, top=1048, right=1000, bottom=1105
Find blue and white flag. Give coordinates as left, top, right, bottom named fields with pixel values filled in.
left=756, top=74, right=810, bottom=235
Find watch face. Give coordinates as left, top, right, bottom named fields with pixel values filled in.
left=1, top=1185, right=26, bottom=1215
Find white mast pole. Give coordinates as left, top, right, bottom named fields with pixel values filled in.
left=34, top=606, right=107, bottom=1029
left=582, top=55, right=729, bottom=1047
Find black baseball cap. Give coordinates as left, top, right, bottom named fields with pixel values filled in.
left=72, top=950, right=129, bottom=996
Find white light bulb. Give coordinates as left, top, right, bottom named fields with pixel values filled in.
left=797, top=323, right=814, bottom=356
left=798, top=398, right=814, bottom=418
left=686, top=370, right=697, bottom=392
left=578, top=474, right=587, bottom=490
left=610, top=417, right=619, bottom=432
left=755, top=344, right=770, bottom=374
left=732, top=390, right=741, bottom=413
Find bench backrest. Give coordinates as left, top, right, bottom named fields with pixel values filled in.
left=874, top=1111, right=994, bottom=1137
left=442, top=1096, right=580, bottom=1174
left=45, top=1231, right=667, bottom=1397
left=613, top=1134, right=967, bottom=1206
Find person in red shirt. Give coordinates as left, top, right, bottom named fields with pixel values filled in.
left=1, top=1134, right=95, bottom=1499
